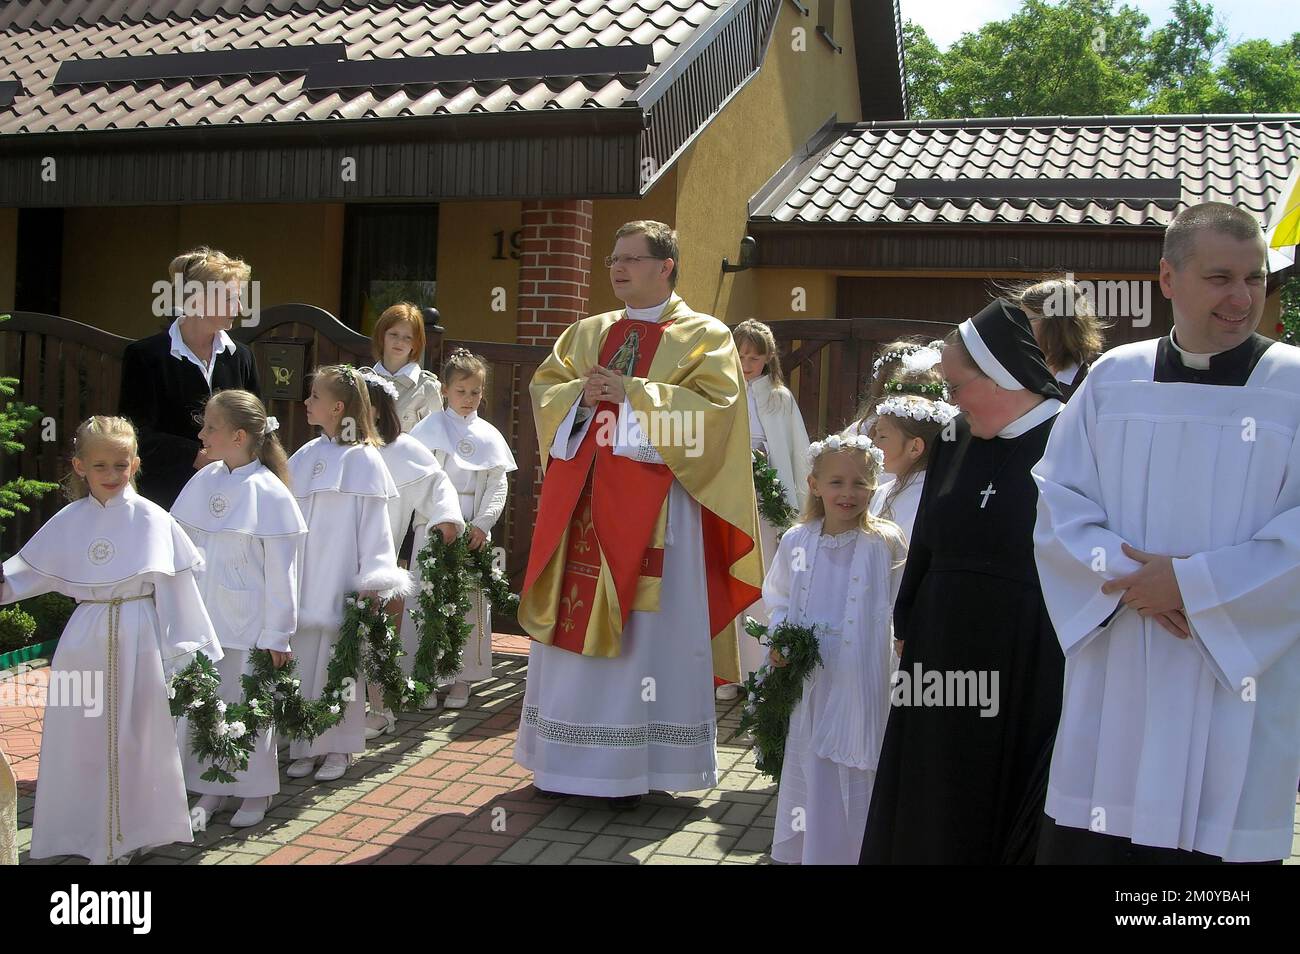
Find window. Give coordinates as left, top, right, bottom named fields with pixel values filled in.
left=341, top=204, right=438, bottom=333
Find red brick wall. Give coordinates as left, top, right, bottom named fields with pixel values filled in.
left=516, top=199, right=594, bottom=346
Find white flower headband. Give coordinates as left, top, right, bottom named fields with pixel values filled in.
left=874, top=397, right=959, bottom=426
left=871, top=343, right=943, bottom=380
left=806, top=433, right=885, bottom=469
left=358, top=370, right=400, bottom=403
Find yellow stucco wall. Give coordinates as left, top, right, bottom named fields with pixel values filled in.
left=58, top=204, right=344, bottom=339
left=671, top=0, right=864, bottom=324
left=434, top=201, right=523, bottom=344
left=0, top=208, right=17, bottom=311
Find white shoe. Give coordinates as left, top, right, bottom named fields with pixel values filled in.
left=364, top=709, right=397, bottom=740
left=193, top=794, right=231, bottom=819
left=314, top=753, right=351, bottom=782
left=230, top=796, right=270, bottom=828
left=443, top=682, right=470, bottom=709
left=715, top=683, right=741, bottom=701
left=286, top=757, right=318, bottom=778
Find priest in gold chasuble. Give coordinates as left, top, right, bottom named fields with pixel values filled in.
left=514, top=221, right=763, bottom=803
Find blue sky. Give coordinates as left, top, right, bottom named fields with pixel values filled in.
left=900, top=0, right=1300, bottom=51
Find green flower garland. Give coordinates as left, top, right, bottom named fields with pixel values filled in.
left=883, top=378, right=949, bottom=400
left=170, top=649, right=346, bottom=782
left=170, top=589, right=427, bottom=780
left=346, top=592, right=429, bottom=713
left=727, top=616, right=822, bottom=782
left=410, top=530, right=520, bottom=691
left=752, top=449, right=798, bottom=531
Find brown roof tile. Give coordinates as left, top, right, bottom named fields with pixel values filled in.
left=751, top=115, right=1300, bottom=229
left=0, top=0, right=732, bottom=135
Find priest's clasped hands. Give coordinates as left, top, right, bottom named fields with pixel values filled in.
left=581, top=365, right=628, bottom=408
left=1100, top=542, right=1190, bottom=639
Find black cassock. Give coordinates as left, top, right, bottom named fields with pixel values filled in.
left=861, top=410, right=1064, bottom=864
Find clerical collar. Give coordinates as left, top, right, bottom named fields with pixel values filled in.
left=448, top=407, right=479, bottom=426
left=1054, top=362, right=1080, bottom=385
left=1169, top=328, right=1215, bottom=369
left=1155, top=329, right=1272, bottom=386
left=997, top=399, right=1063, bottom=439
left=376, top=360, right=420, bottom=383
left=625, top=297, right=672, bottom=322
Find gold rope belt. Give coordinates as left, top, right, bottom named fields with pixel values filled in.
left=77, top=591, right=153, bottom=862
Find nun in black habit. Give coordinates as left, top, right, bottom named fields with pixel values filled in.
left=860, top=300, right=1066, bottom=865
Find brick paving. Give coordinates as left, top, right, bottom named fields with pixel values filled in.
left=2, top=636, right=779, bottom=865
left=4, top=638, right=1298, bottom=865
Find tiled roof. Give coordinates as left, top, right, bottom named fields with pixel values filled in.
left=751, top=115, right=1300, bottom=228
left=0, top=0, right=730, bottom=135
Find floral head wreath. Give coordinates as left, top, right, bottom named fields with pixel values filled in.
left=875, top=396, right=959, bottom=426
left=871, top=343, right=943, bottom=380
left=806, top=433, right=885, bottom=469
left=358, top=369, right=400, bottom=403
left=883, top=378, right=950, bottom=400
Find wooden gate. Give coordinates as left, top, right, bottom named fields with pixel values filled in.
left=766, top=317, right=957, bottom=436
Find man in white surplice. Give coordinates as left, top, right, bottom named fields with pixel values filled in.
left=1033, top=202, right=1300, bottom=864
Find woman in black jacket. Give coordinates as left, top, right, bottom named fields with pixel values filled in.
left=118, top=248, right=262, bottom=509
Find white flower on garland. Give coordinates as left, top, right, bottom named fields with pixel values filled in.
left=215, top=700, right=227, bottom=715
left=187, top=697, right=204, bottom=710
left=807, top=433, right=885, bottom=469
left=227, top=721, right=247, bottom=740
left=875, top=396, right=959, bottom=426
left=214, top=721, right=229, bottom=737
left=441, top=603, right=458, bottom=617
left=407, top=678, right=416, bottom=690
left=291, top=679, right=301, bottom=688
left=248, top=698, right=260, bottom=709
left=167, top=684, right=176, bottom=700
left=329, top=703, right=341, bottom=715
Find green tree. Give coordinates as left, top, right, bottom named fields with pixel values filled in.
left=1143, top=0, right=1226, bottom=112
left=0, top=314, right=59, bottom=542
left=902, top=0, right=1300, bottom=118
left=1210, top=35, right=1300, bottom=112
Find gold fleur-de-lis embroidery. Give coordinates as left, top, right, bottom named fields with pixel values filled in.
left=559, top=584, right=584, bottom=633
left=571, top=504, right=594, bottom=554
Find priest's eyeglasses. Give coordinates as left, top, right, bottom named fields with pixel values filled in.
left=604, top=255, right=667, bottom=268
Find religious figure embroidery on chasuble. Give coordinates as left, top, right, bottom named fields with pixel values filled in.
left=311, top=459, right=326, bottom=478
left=208, top=493, right=230, bottom=519
left=607, top=326, right=642, bottom=377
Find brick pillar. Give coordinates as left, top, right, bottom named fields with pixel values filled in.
left=516, top=199, right=593, bottom=346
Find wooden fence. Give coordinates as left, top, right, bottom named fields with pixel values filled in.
left=2, top=308, right=957, bottom=617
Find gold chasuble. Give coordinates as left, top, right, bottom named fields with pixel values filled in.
left=519, top=294, right=763, bottom=685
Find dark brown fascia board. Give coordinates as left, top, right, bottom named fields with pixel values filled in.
left=851, top=0, right=907, bottom=120
left=748, top=114, right=844, bottom=217
left=630, top=0, right=754, bottom=110
left=0, top=104, right=651, bottom=154
left=748, top=220, right=1169, bottom=236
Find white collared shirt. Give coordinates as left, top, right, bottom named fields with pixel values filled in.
left=168, top=318, right=236, bottom=387
left=374, top=360, right=421, bottom=383
left=997, top=398, right=1063, bottom=438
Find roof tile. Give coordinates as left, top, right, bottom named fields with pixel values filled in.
left=758, top=116, right=1300, bottom=229
left=0, top=0, right=731, bottom=134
